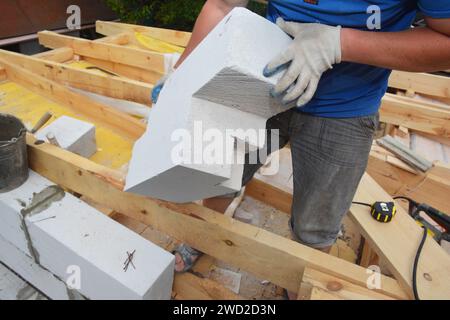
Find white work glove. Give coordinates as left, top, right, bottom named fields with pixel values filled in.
left=264, top=18, right=342, bottom=107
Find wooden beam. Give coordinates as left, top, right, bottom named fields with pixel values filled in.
left=83, top=56, right=161, bottom=85
left=173, top=273, right=243, bottom=300
left=0, top=47, right=74, bottom=83
left=0, top=58, right=145, bottom=140
left=34, top=47, right=74, bottom=63
left=368, top=148, right=450, bottom=214
left=0, top=49, right=153, bottom=106
left=38, top=31, right=166, bottom=75
left=25, top=136, right=408, bottom=300
left=96, top=21, right=191, bottom=47
left=389, top=71, right=450, bottom=99
left=244, top=155, right=450, bottom=299
left=351, top=174, right=450, bottom=300
left=300, top=267, right=394, bottom=300
left=0, top=68, right=5, bottom=82
left=380, top=93, right=450, bottom=138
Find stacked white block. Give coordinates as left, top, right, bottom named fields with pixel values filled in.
left=35, top=116, right=97, bottom=158
left=0, top=171, right=175, bottom=300
left=126, top=8, right=293, bottom=203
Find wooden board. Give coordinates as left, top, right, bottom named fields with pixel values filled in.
left=380, top=94, right=450, bottom=138
left=96, top=21, right=191, bottom=48
left=244, top=152, right=450, bottom=299
left=0, top=49, right=153, bottom=106
left=300, top=267, right=394, bottom=300
left=351, top=174, right=450, bottom=300
left=389, top=71, right=450, bottom=99
left=0, top=57, right=146, bottom=140
left=38, top=31, right=166, bottom=74
left=25, top=136, right=408, bottom=299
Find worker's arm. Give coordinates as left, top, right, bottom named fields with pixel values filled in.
left=151, top=0, right=248, bottom=102
left=174, top=0, right=249, bottom=68
left=341, top=17, right=450, bottom=72
left=265, top=17, right=450, bottom=107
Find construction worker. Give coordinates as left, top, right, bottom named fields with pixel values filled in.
left=151, top=0, right=450, bottom=290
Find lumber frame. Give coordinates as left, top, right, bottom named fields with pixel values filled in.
left=0, top=47, right=74, bottom=83
left=0, top=58, right=146, bottom=140
left=96, top=21, right=191, bottom=47
left=299, top=267, right=393, bottom=300
left=245, top=166, right=450, bottom=300
left=389, top=71, right=450, bottom=99
left=38, top=31, right=166, bottom=75
left=380, top=93, right=450, bottom=138
left=0, top=49, right=153, bottom=106
left=25, top=136, right=408, bottom=300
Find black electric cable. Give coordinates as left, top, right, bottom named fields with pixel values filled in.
left=413, top=226, right=428, bottom=301
left=351, top=201, right=372, bottom=208
left=393, top=195, right=417, bottom=204
left=353, top=198, right=428, bottom=301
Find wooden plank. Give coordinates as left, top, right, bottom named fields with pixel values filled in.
left=380, top=93, right=450, bottom=138
left=38, top=31, right=166, bottom=74
left=245, top=178, right=292, bottom=214
left=359, top=240, right=379, bottom=268
left=34, top=47, right=74, bottom=63
left=300, top=267, right=394, bottom=300
left=0, top=57, right=146, bottom=140
left=368, top=150, right=450, bottom=214
left=96, top=21, right=191, bottom=47
left=389, top=71, right=450, bottom=99
left=173, top=273, right=243, bottom=300
left=83, top=56, right=161, bottom=84
left=0, top=49, right=153, bottom=106
left=351, top=174, right=450, bottom=300
left=0, top=47, right=74, bottom=83
left=25, top=136, right=408, bottom=300
left=244, top=153, right=450, bottom=299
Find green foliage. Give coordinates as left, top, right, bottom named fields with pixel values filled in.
left=105, top=0, right=267, bottom=31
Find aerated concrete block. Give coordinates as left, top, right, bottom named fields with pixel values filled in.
left=126, top=8, right=292, bottom=203
left=35, top=116, right=97, bottom=158
left=0, top=171, right=175, bottom=300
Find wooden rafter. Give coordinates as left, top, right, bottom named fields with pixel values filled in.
left=245, top=160, right=450, bottom=300
left=380, top=94, right=450, bottom=138
left=38, top=31, right=166, bottom=75
left=96, top=21, right=191, bottom=48
left=299, top=267, right=394, bottom=300
left=0, top=49, right=153, bottom=106
left=25, top=136, right=408, bottom=300
left=0, top=58, right=146, bottom=140
left=389, top=71, right=450, bottom=99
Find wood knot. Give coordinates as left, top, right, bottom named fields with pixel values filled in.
left=140, top=209, right=148, bottom=215
left=224, top=240, right=234, bottom=247
left=77, top=170, right=83, bottom=176
left=326, top=281, right=343, bottom=292
left=423, top=273, right=432, bottom=281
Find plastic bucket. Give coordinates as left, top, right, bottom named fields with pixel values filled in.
left=0, top=114, right=29, bottom=193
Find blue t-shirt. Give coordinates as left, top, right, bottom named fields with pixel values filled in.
left=267, top=0, right=450, bottom=118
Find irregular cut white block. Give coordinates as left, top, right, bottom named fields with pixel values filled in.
left=35, top=116, right=97, bottom=158
left=0, top=171, right=175, bottom=300
left=126, top=8, right=292, bottom=203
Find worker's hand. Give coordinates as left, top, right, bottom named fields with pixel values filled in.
left=264, top=18, right=342, bottom=107
left=151, top=71, right=173, bottom=104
